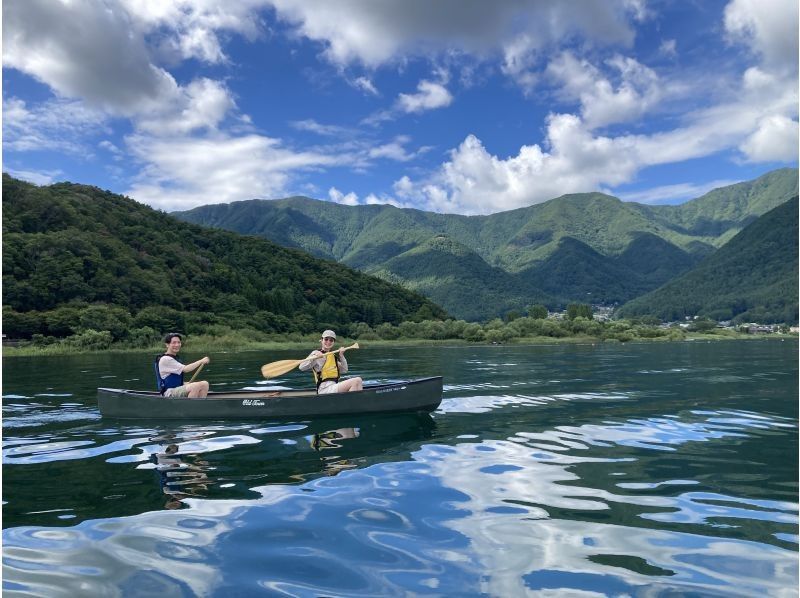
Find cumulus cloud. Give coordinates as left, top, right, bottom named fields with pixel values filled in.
left=136, top=78, right=237, bottom=135
left=267, top=0, right=640, bottom=69
left=547, top=52, right=662, bottom=129
left=740, top=115, right=799, bottom=162
left=394, top=76, right=797, bottom=215
left=328, top=187, right=359, bottom=206
left=3, top=0, right=180, bottom=116
left=724, top=0, right=799, bottom=73
left=125, top=133, right=338, bottom=211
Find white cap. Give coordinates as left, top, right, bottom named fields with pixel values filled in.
left=321, top=330, right=336, bottom=339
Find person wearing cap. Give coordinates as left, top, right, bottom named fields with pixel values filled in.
left=155, top=333, right=211, bottom=398
left=299, top=330, right=363, bottom=394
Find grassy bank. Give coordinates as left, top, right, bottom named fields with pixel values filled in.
left=4, top=328, right=795, bottom=357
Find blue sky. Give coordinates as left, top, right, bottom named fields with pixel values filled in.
left=3, top=0, right=798, bottom=214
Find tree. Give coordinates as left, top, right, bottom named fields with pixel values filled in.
left=566, top=303, right=593, bottom=320
left=527, top=304, right=548, bottom=320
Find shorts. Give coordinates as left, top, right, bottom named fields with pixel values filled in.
left=164, top=385, right=189, bottom=398
left=317, top=381, right=340, bottom=395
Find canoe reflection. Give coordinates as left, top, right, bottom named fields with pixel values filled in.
left=309, top=427, right=361, bottom=477
left=151, top=434, right=216, bottom=510
left=147, top=413, right=436, bottom=509
left=310, top=427, right=360, bottom=450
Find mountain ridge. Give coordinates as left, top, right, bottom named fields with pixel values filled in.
left=175, top=168, right=797, bottom=320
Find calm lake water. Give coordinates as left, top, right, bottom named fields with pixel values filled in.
left=2, top=340, right=798, bottom=597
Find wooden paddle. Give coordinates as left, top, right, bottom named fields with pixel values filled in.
left=188, top=362, right=205, bottom=383
left=261, top=343, right=359, bottom=379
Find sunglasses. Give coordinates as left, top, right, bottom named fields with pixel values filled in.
left=323, top=337, right=335, bottom=342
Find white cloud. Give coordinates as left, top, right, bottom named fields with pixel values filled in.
left=125, top=133, right=338, bottom=211
left=500, top=34, right=540, bottom=95
left=328, top=187, right=359, bottom=206
left=397, top=80, right=453, bottom=114
left=290, top=119, right=355, bottom=137
left=3, top=0, right=180, bottom=116
left=724, top=0, right=799, bottom=73
left=4, top=168, right=63, bottom=186
left=267, top=0, right=639, bottom=68
left=353, top=76, right=380, bottom=96
left=394, top=79, right=797, bottom=215
left=136, top=78, right=236, bottom=135
left=119, top=0, right=267, bottom=63
left=740, top=115, right=799, bottom=162
left=2, top=96, right=109, bottom=154
left=368, top=137, right=418, bottom=161
left=547, top=52, right=662, bottom=129
left=617, top=179, right=742, bottom=205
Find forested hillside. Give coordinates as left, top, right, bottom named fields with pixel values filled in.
left=617, top=198, right=799, bottom=324
left=2, top=175, right=447, bottom=342
left=176, top=169, right=797, bottom=320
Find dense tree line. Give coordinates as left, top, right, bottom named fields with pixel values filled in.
left=2, top=175, right=447, bottom=343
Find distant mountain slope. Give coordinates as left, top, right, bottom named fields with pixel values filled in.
left=521, top=237, right=651, bottom=304
left=615, top=232, right=698, bottom=288
left=617, top=198, right=799, bottom=324
left=175, top=168, right=798, bottom=321
left=2, top=174, right=447, bottom=340
left=370, top=235, right=554, bottom=321
left=634, top=168, right=799, bottom=244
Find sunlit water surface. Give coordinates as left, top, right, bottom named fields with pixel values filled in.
left=3, top=340, right=798, bottom=596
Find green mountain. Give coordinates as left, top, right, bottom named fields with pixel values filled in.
left=370, top=235, right=554, bottom=321
left=615, top=232, right=697, bottom=288
left=521, top=236, right=651, bottom=304
left=617, top=198, right=799, bottom=324
left=634, top=168, right=800, bottom=244
left=2, top=174, right=447, bottom=341
left=170, top=168, right=796, bottom=321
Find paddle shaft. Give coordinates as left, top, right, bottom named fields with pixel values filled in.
left=261, top=343, right=359, bottom=379
left=188, top=362, right=204, bottom=383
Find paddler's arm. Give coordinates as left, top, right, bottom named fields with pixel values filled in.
left=298, top=351, right=324, bottom=371
left=336, top=352, right=349, bottom=374
left=183, top=356, right=210, bottom=372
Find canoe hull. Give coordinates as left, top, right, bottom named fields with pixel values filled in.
left=97, top=377, right=443, bottom=420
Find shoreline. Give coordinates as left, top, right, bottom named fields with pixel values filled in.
left=3, top=332, right=796, bottom=357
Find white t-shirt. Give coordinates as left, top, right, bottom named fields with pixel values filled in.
left=158, top=355, right=184, bottom=378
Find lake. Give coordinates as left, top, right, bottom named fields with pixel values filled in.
left=2, top=340, right=798, bottom=596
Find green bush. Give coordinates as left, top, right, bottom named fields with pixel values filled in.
left=64, top=329, right=113, bottom=350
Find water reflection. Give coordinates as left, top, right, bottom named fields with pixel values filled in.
left=150, top=433, right=216, bottom=510
left=2, top=341, right=797, bottom=596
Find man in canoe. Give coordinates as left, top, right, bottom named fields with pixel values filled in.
left=156, top=333, right=211, bottom=398
left=299, top=330, right=363, bottom=394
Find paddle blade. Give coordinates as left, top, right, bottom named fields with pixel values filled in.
left=261, top=359, right=303, bottom=379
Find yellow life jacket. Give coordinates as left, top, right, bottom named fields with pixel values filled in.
left=312, top=352, right=340, bottom=389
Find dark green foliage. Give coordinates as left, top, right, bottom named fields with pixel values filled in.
left=615, top=233, right=698, bottom=287
left=2, top=174, right=447, bottom=340
left=521, top=237, right=650, bottom=304
left=369, top=235, right=553, bottom=321
left=527, top=304, right=548, bottom=319
left=617, top=198, right=799, bottom=324
left=566, top=303, right=593, bottom=320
